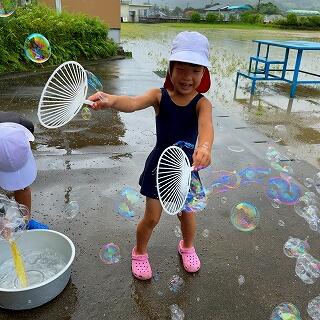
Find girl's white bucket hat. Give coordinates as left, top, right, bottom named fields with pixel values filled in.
left=164, top=31, right=211, bottom=93
left=169, top=31, right=210, bottom=67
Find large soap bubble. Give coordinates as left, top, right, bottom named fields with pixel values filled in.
left=24, top=33, right=51, bottom=63
left=230, top=202, right=260, bottom=232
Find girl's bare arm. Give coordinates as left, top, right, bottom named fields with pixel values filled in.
left=88, top=88, right=161, bottom=113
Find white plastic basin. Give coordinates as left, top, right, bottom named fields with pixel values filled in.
left=0, top=229, right=75, bottom=310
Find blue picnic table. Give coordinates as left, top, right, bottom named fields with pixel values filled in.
left=234, top=40, right=320, bottom=112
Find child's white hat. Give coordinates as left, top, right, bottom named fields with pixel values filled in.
left=164, top=31, right=211, bottom=93
left=0, top=123, right=37, bottom=191
left=169, top=31, right=210, bottom=67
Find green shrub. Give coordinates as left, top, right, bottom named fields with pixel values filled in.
left=240, top=12, right=264, bottom=24
left=0, top=4, right=119, bottom=73
left=190, top=12, right=201, bottom=23
left=286, top=13, right=298, bottom=25
left=206, top=13, right=219, bottom=23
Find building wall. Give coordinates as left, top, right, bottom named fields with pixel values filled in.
left=121, top=4, right=151, bottom=22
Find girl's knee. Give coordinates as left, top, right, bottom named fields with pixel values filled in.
left=143, top=215, right=160, bottom=229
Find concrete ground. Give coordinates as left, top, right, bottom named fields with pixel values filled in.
left=0, top=54, right=320, bottom=320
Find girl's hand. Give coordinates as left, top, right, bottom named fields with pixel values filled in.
left=192, top=145, right=211, bottom=171
left=88, top=91, right=113, bottom=110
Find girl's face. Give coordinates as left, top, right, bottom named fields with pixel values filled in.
left=170, top=62, right=204, bottom=95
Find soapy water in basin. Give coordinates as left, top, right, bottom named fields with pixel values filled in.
left=0, top=248, right=67, bottom=289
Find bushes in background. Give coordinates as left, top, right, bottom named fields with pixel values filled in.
left=0, top=4, right=119, bottom=73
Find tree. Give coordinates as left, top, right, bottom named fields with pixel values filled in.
left=171, top=6, right=183, bottom=17
left=190, top=11, right=201, bottom=23
left=258, top=2, right=280, bottom=15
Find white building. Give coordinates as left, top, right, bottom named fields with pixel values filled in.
left=121, top=1, right=152, bottom=22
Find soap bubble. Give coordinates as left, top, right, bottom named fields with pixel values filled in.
left=174, top=226, right=181, bottom=238
left=295, top=253, right=320, bottom=284
left=169, top=275, right=184, bottom=293
left=170, top=304, right=185, bottom=320
left=227, top=146, right=244, bottom=153
left=63, top=201, right=79, bottom=219
left=117, top=202, right=135, bottom=218
left=307, top=295, right=320, bottom=320
left=202, top=229, right=209, bottom=238
left=99, top=243, right=121, bottom=264
left=304, top=177, right=314, bottom=188
left=271, top=125, right=287, bottom=143
left=283, top=237, right=309, bottom=258
left=183, top=173, right=206, bottom=212
left=270, top=302, right=301, bottom=320
left=120, top=186, right=140, bottom=205
left=239, top=167, right=271, bottom=185
left=116, top=186, right=142, bottom=219
left=81, top=106, right=92, bottom=120
left=210, top=170, right=240, bottom=194
left=86, top=70, right=103, bottom=92
left=230, top=202, right=260, bottom=232
left=266, top=177, right=301, bottom=205
left=294, top=196, right=320, bottom=231
left=266, top=146, right=281, bottom=162
left=238, top=274, right=245, bottom=286
left=270, top=162, right=293, bottom=175
left=24, top=33, right=51, bottom=63
left=0, top=0, right=16, bottom=17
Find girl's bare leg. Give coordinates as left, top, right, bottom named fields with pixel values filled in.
left=178, top=212, right=196, bottom=248
left=135, top=197, right=162, bottom=255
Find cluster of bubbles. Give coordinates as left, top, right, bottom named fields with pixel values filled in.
left=295, top=253, right=320, bottom=285
left=0, top=0, right=17, bottom=17
left=283, top=236, right=320, bottom=285
left=0, top=194, right=29, bottom=241
left=294, top=191, right=320, bottom=232
left=99, top=243, right=121, bottom=264
left=283, top=237, right=310, bottom=258
left=116, top=186, right=142, bottom=218
left=230, top=202, right=260, bottom=232
left=270, top=302, right=301, bottom=320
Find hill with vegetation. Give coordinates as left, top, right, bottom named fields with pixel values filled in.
left=139, top=0, right=319, bottom=11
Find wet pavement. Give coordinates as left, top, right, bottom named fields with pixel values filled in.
left=0, top=36, right=320, bottom=319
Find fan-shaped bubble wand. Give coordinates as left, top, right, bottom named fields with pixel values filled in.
left=156, top=146, right=195, bottom=215
left=38, top=61, right=94, bottom=128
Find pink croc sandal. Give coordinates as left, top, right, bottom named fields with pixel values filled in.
left=131, top=247, right=152, bottom=280
left=178, top=240, right=201, bottom=273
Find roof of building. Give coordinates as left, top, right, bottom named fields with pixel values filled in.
left=205, top=4, right=253, bottom=12
left=286, top=9, right=320, bottom=15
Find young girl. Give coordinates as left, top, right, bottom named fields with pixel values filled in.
left=89, top=31, right=214, bottom=280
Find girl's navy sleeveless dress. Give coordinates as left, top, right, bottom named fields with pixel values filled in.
left=139, top=87, right=204, bottom=199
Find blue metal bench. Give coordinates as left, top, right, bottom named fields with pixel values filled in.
left=234, top=40, right=320, bottom=112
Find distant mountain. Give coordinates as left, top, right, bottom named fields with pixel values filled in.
left=135, top=0, right=320, bottom=11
